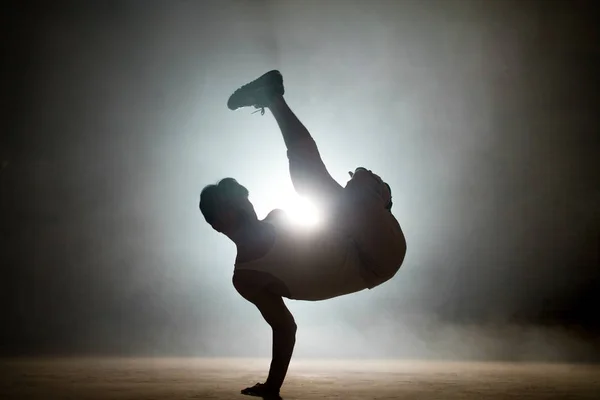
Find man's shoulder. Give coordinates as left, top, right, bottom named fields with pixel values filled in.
left=264, top=209, right=289, bottom=224
left=232, top=270, right=271, bottom=299
left=233, top=270, right=291, bottom=300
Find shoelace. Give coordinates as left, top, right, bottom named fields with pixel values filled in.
left=252, top=107, right=266, bottom=116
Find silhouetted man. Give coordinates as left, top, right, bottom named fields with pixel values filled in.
left=199, top=70, right=406, bottom=399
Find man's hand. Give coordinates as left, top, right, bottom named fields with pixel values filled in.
left=241, top=382, right=282, bottom=399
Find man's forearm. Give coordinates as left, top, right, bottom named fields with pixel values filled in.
left=265, top=326, right=296, bottom=390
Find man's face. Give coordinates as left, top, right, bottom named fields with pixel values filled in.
left=210, top=202, right=240, bottom=233
left=210, top=198, right=255, bottom=234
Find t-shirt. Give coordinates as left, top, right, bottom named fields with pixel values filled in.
left=233, top=212, right=369, bottom=301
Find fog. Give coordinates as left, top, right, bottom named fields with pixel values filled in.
left=1, top=1, right=598, bottom=361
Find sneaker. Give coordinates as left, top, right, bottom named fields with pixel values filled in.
left=227, top=70, right=284, bottom=114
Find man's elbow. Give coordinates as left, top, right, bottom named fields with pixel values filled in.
left=274, top=321, right=297, bottom=336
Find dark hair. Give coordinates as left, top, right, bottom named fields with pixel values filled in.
left=199, top=178, right=250, bottom=224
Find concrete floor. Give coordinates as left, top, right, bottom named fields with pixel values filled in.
left=1, top=358, right=599, bottom=399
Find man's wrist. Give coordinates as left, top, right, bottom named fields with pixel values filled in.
left=263, top=380, right=280, bottom=393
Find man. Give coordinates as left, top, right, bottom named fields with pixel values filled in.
left=199, top=70, right=406, bottom=399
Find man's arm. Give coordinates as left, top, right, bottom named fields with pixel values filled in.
left=233, top=276, right=297, bottom=392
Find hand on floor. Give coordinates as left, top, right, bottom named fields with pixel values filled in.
left=241, top=382, right=282, bottom=399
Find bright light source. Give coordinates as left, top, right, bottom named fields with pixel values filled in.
left=253, top=183, right=322, bottom=228
left=283, top=195, right=321, bottom=227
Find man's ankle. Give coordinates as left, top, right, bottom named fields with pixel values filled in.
left=267, top=94, right=285, bottom=109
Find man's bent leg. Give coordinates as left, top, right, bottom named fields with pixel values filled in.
left=347, top=195, right=407, bottom=288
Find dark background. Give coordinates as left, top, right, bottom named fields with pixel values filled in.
left=1, top=0, right=598, bottom=361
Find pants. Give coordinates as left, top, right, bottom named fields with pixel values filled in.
left=287, top=138, right=407, bottom=288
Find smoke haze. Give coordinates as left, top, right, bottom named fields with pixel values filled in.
left=1, top=0, right=598, bottom=361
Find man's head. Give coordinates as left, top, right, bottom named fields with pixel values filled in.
left=199, top=178, right=257, bottom=235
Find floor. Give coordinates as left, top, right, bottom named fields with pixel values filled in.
left=1, top=358, right=599, bottom=399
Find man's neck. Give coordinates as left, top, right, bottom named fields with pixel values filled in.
left=229, top=219, right=259, bottom=245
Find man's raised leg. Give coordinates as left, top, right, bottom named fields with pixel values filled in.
left=227, top=70, right=343, bottom=208
left=267, top=95, right=344, bottom=208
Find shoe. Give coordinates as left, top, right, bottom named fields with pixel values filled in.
left=227, top=70, right=284, bottom=114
